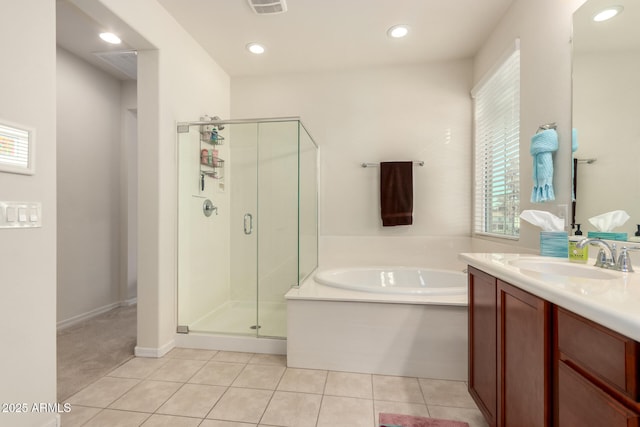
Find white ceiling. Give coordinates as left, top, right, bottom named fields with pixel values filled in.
left=572, top=0, right=640, bottom=53
left=56, top=0, right=517, bottom=80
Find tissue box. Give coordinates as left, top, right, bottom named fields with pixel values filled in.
left=587, top=231, right=628, bottom=241
left=540, top=231, right=568, bottom=258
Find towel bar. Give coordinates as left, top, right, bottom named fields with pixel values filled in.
left=575, top=158, right=597, bottom=164
left=361, top=161, right=424, bottom=168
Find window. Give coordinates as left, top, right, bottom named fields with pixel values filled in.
left=472, top=41, right=520, bottom=238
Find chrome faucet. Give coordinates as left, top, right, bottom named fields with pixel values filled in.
left=576, top=238, right=617, bottom=269
left=575, top=238, right=634, bottom=272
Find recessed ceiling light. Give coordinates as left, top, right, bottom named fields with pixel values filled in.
left=593, top=5, right=623, bottom=22
left=99, top=32, right=122, bottom=44
left=246, top=43, right=265, bottom=54
left=387, top=25, right=409, bottom=38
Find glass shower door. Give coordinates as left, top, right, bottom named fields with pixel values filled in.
left=228, top=123, right=260, bottom=336
left=254, top=121, right=299, bottom=338
left=178, top=118, right=317, bottom=340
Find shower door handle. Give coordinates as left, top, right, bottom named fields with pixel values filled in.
left=244, top=213, right=253, bottom=235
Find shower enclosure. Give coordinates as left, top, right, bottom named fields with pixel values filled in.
left=177, top=117, right=318, bottom=340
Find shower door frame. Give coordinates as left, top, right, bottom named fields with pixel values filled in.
left=176, top=116, right=311, bottom=340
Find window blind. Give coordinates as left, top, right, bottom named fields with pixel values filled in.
left=0, top=122, right=33, bottom=174
left=472, top=44, right=520, bottom=238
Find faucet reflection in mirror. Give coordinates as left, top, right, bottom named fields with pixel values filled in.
left=572, top=0, right=640, bottom=241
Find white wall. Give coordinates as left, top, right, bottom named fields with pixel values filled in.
left=76, top=0, right=231, bottom=355
left=56, top=47, right=125, bottom=325
left=0, top=1, right=57, bottom=426
left=232, top=60, right=473, bottom=238
left=473, top=0, right=588, bottom=249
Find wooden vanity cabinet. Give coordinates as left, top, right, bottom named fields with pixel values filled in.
left=468, top=267, right=551, bottom=427
left=555, top=307, right=640, bottom=426
left=468, top=267, right=497, bottom=425
left=469, top=266, right=640, bottom=427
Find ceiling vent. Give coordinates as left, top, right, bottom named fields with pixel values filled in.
left=247, top=0, right=287, bottom=14
left=93, top=50, right=138, bottom=80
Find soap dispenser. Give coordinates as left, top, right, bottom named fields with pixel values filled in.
left=569, top=224, right=588, bottom=263
left=630, top=224, right=640, bottom=242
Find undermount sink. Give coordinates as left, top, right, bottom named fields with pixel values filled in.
left=508, top=258, right=619, bottom=280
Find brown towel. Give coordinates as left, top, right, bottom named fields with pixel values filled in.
left=380, top=161, right=413, bottom=226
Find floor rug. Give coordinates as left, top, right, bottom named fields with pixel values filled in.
left=379, top=413, right=470, bottom=427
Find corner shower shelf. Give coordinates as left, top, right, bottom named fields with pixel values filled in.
left=201, top=158, right=224, bottom=179
left=201, top=133, right=225, bottom=145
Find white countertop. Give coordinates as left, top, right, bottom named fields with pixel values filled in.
left=459, top=253, right=640, bottom=341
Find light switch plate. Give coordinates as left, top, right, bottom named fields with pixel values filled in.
left=0, top=201, right=42, bottom=228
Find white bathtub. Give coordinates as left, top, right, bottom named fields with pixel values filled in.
left=286, top=265, right=469, bottom=380
left=314, top=266, right=467, bottom=295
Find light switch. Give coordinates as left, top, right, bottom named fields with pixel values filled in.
left=6, top=207, right=17, bottom=222
left=0, top=201, right=42, bottom=228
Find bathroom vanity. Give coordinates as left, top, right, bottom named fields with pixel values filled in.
left=460, top=253, right=640, bottom=427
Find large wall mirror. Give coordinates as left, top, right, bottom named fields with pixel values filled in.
left=572, top=0, right=640, bottom=239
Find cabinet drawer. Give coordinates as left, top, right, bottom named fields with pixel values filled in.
left=557, top=307, right=640, bottom=401
left=558, top=361, right=640, bottom=427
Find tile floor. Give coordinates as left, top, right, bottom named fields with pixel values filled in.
left=62, top=348, right=488, bottom=427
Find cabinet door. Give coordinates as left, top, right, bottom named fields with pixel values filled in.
left=558, top=361, right=640, bottom=427
left=468, top=267, right=497, bottom=426
left=497, top=280, right=551, bottom=427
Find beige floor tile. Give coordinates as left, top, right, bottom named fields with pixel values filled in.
left=325, top=371, right=373, bottom=399
left=374, top=400, right=431, bottom=419
left=428, top=405, right=489, bottom=427
left=147, top=358, right=207, bottom=382
left=277, top=368, right=327, bottom=394
left=249, top=353, right=287, bottom=366
left=107, top=357, right=170, bottom=379
left=419, top=378, right=477, bottom=408
left=60, top=405, right=101, bottom=427
left=141, top=414, right=203, bottom=426
left=189, top=361, right=245, bottom=386
left=316, top=395, right=374, bottom=427
left=157, top=383, right=226, bottom=418
left=373, top=375, right=425, bottom=404
left=212, top=351, right=254, bottom=363
left=201, top=420, right=256, bottom=427
left=260, top=390, right=322, bottom=427
left=166, top=348, right=218, bottom=361
left=109, top=380, right=182, bottom=412
left=83, top=409, right=150, bottom=426
left=66, top=377, right=140, bottom=408
left=206, top=387, right=273, bottom=424
left=232, top=363, right=286, bottom=390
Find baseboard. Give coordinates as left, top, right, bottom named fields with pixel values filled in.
left=122, top=297, right=137, bottom=306
left=135, top=338, right=175, bottom=358
left=56, top=299, right=137, bottom=330
left=175, top=333, right=286, bottom=355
